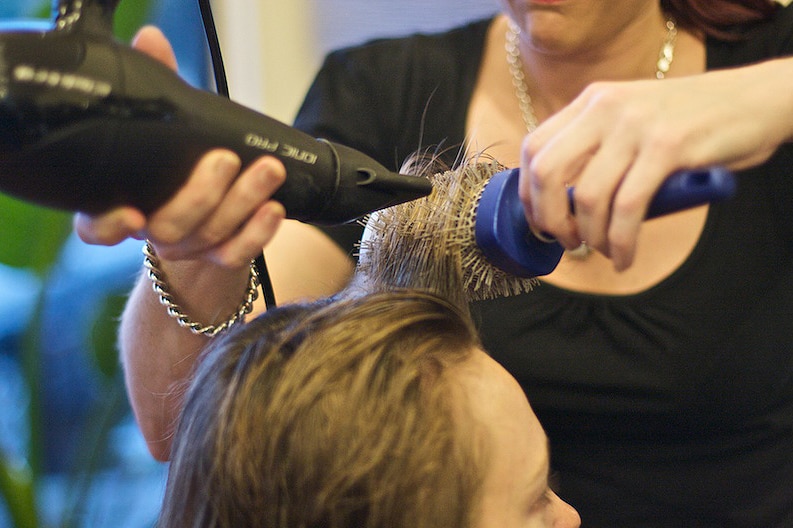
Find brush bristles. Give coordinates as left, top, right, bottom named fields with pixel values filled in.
left=353, top=160, right=538, bottom=309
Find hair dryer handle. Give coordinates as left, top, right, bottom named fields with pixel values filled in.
left=475, top=166, right=737, bottom=278
left=0, top=30, right=431, bottom=221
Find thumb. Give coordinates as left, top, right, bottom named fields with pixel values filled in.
left=73, top=207, right=147, bottom=246
left=131, top=25, right=178, bottom=71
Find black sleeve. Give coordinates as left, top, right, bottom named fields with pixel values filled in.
left=707, top=3, right=793, bottom=246
left=291, top=19, right=492, bottom=257
left=292, top=45, right=402, bottom=255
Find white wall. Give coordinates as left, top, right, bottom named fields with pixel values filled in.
left=212, top=0, right=498, bottom=123
left=310, top=0, right=499, bottom=52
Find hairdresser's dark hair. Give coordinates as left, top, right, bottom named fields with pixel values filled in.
left=158, top=290, right=485, bottom=528
left=661, top=0, right=779, bottom=39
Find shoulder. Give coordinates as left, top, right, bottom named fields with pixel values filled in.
left=707, top=3, right=793, bottom=67
left=316, top=18, right=493, bottom=91
left=295, top=18, right=493, bottom=159
left=325, top=18, right=492, bottom=67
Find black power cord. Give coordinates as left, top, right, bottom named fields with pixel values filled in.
left=196, top=0, right=278, bottom=310
left=195, top=0, right=228, bottom=97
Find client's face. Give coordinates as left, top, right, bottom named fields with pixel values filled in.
left=457, top=350, right=581, bottom=528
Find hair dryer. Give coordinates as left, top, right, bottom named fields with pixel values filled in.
left=0, top=0, right=431, bottom=223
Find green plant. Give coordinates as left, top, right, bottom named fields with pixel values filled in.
left=0, top=197, right=72, bottom=528
left=0, top=2, right=154, bottom=526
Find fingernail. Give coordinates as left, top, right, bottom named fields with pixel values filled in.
left=214, top=151, right=240, bottom=178
left=256, top=157, right=286, bottom=184
left=264, top=202, right=286, bottom=225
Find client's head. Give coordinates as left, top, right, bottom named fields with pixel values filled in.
left=159, top=290, right=579, bottom=528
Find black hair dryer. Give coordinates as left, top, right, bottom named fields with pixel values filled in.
left=0, top=0, right=431, bottom=223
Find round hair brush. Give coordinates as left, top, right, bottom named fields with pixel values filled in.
left=355, top=161, right=736, bottom=307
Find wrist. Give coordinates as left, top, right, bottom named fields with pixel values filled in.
left=142, top=241, right=259, bottom=336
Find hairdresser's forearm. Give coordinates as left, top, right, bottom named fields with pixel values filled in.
left=777, top=56, right=793, bottom=143
left=119, top=259, right=252, bottom=461
left=751, top=56, right=793, bottom=145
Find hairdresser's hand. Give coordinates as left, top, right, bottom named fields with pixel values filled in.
left=519, top=58, right=793, bottom=270
left=74, top=27, right=287, bottom=268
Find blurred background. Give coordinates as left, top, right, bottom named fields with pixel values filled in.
left=0, top=0, right=497, bottom=526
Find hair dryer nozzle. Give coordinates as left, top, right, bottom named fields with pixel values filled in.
left=309, top=141, right=432, bottom=224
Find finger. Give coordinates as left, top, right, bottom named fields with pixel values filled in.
left=209, top=201, right=287, bottom=268
left=526, top=85, right=594, bottom=150
left=73, top=207, right=146, bottom=246
left=606, top=151, right=674, bottom=270
left=570, top=137, right=637, bottom=256
left=518, top=142, right=579, bottom=250
left=179, top=156, right=287, bottom=256
left=519, top=116, right=601, bottom=249
left=132, top=26, right=178, bottom=71
left=521, top=83, right=635, bottom=249
left=147, top=150, right=241, bottom=246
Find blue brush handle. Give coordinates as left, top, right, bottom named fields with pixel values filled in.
left=474, top=166, right=736, bottom=278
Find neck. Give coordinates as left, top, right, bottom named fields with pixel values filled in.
left=500, top=11, right=674, bottom=117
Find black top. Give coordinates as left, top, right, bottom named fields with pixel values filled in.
left=293, top=8, right=793, bottom=527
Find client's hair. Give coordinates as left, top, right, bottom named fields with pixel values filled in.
left=158, top=290, right=485, bottom=528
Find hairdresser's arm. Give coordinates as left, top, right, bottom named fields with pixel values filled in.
left=520, top=57, right=793, bottom=271
left=119, top=248, right=261, bottom=461
left=76, top=146, right=286, bottom=460
left=79, top=155, right=351, bottom=460
left=74, top=27, right=354, bottom=460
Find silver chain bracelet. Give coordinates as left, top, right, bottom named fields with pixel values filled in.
left=142, top=240, right=260, bottom=337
